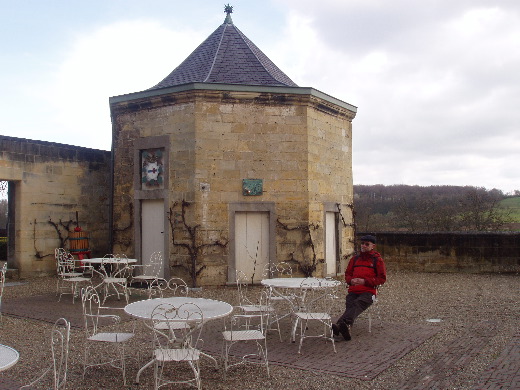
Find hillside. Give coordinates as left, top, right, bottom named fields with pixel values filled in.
left=353, top=184, right=519, bottom=232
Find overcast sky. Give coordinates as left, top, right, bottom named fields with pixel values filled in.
left=1, top=0, right=519, bottom=193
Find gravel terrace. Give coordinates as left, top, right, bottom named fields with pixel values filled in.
left=0, top=270, right=518, bottom=389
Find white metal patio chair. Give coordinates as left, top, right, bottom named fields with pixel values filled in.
left=261, top=264, right=295, bottom=340
left=94, top=254, right=132, bottom=304
left=293, top=278, right=337, bottom=354
left=81, top=286, right=135, bottom=385
left=222, top=289, right=270, bottom=378
left=132, top=251, right=163, bottom=290
left=20, top=317, right=71, bottom=390
left=366, top=285, right=383, bottom=333
left=262, top=262, right=296, bottom=304
left=235, top=270, right=281, bottom=340
left=148, top=278, right=192, bottom=337
left=55, top=248, right=91, bottom=303
left=145, top=302, right=204, bottom=390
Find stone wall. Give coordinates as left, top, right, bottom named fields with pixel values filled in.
left=0, top=136, right=111, bottom=277
left=359, top=232, right=520, bottom=273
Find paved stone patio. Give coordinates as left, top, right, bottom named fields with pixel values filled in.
left=0, top=272, right=518, bottom=389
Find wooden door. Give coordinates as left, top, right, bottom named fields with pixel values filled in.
left=325, top=211, right=338, bottom=276
left=234, top=211, right=269, bottom=283
left=141, top=199, right=165, bottom=278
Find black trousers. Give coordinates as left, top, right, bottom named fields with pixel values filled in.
left=337, top=292, right=374, bottom=326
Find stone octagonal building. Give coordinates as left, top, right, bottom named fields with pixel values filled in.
left=109, top=9, right=357, bottom=286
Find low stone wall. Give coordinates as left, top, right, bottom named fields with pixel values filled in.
left=359, top=232, right=520, bottom=273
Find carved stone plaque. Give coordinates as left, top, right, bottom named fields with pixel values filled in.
left=141, top=149, right=164, bottom=189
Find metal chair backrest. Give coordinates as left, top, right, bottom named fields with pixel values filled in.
left=20, top=317, right=71, bottom=390
left=235, top=270, right=256, bottom=306
left=262, top=263, right=276, bottom=278
left=150, top=302, right=204, bottom=350
left=168, top=277, right=189, bottom=296
left=51, top=318, right=71, bottom=390
left=56, top=250, right=77, bottom=276
left=275, top=262, right=293, bottom=277
left=97, top=254, right=130, bottom=277
left=148, top=277, right=189, bottom=298
left=262, top=262, right=293, bottom=278
left=81, top=286, right=101, bottom=336
left=81, top=286, right=119, bottom=337
left=227, top=288, right=271, bottom=333
left=297, top=278, right=336, bottom=315
left=98, top=254, right=116, bottom=278
left=113, top=254, right=133, bottom=279
left=147, top=251, right=163, bottom=277
left=54, top=248, right=66, bottom=263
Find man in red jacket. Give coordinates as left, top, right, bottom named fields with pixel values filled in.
left=332, top=234, right=387, bottom=341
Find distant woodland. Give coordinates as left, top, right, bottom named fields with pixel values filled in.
left=354, top=185, right=518, bottom=233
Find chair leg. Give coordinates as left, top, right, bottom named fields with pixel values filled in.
left=154, top=359, right=159, bottom=390
left=188, top=360, right=201, bottom=390
left=118, top=344, right=127, bottom=386
left=221, top=341, right=230, bottom=378
left=329, top=323, right=337, bottom=353
left=257, top=341, right=269, bottom=377
left=72, top=282, right=77, bottom=304
left=297, top=319, right=305, bottom=354
left=57, top=279, right=66, bottom=302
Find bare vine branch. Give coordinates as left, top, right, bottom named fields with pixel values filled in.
left=169, top=200, right=228, bottom=287
left=277, top=218, right=321, bottom=277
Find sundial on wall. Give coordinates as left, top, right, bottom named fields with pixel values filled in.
left=141, top=149, right=164, bottom=188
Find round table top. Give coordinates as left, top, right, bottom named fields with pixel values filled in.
left=124, top=297, right=233, bottom=322
left=0, top=344, right=19, bottom=372
left=83, top=258, right=138, bottom=265
left=261, top=277, right=341, bottom=289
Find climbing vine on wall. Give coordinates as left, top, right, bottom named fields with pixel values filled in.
left=32, top=217, right=75, bottom=259
left=168, top=200, right=228, bottom=287
left=336, top=202, right=357, bottom=260
left=112, top=200, right=134, bottom=251
left=276, top=218, right=322, bottom=277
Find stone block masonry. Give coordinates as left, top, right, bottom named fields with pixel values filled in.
left=0, top=136, right=111, bottom=277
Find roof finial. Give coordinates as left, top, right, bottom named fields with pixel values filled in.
left=224, top=4, right=233, bottom=24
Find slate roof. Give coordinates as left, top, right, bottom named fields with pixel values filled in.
left=148, top=14, right=298, bottom=90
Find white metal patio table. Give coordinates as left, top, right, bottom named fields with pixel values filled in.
left=82, top=257, right=138, bottom=292
left=0, top=344, right=19, bottom=372
left=125, top=296, right=233, bottom=384
left=261, top=277, right=341, bottom=342
left=82, top=258, right=138, bottom=266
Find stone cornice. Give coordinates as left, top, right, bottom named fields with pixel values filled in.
left=109, top=83, right=357, bottom=120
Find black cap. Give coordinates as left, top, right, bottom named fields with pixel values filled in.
left=360, top=235, right=377, bottom=244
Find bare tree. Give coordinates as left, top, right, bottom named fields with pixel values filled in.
left=355, top=184, right=513, bottom=232
left=459, top=187, right=512, bottom=231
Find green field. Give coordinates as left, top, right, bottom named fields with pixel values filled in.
left=500, top=197, right=520, bottom=221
